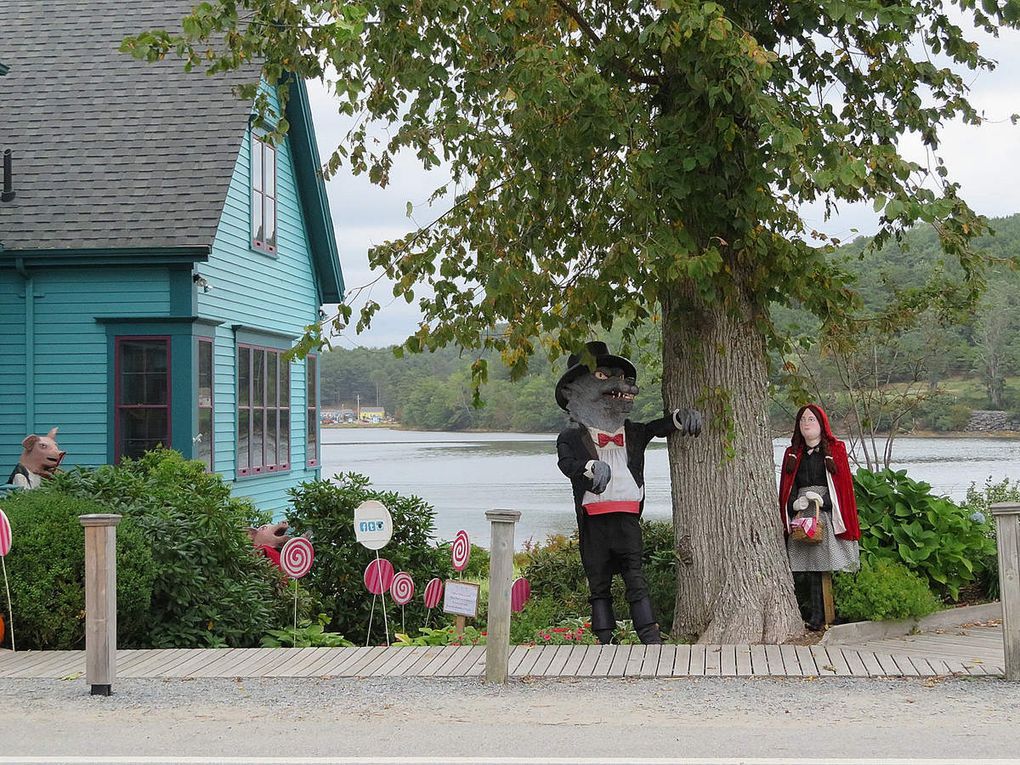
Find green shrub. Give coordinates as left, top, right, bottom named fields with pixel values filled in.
left=532, top=617, right=597, bottom=645
left=853, top=468, right=996, bottom=600
left=960, top=475, right=1020, bottom=600
left=834, top=558, right=941, bottom=622
left=519, top=520, right=677, bottom=632
left=509, top=596, right=563, bottom=644
left=395, top=625, right=485, bottom=646
left=50, top=449, right=294, bottom=648
left=0, top=488, right=156, bottom=650
left=287, top=473, right=453, bottom=644
left=261, top=613, right=354, bottom=647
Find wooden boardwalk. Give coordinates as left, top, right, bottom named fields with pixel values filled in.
left=0, top=626, right=1004, bottom=680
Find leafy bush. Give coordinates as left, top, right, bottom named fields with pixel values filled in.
left=395, top=625, right=486, bottom=646
left=853, top=468, right=996, bottom=600
left=834, top=558, right=941, bottom=622
left=261, top=613, right=354, bottom=647
left=532, top=617, right=597, bottom=646
left=519, top=520, right=677, bottom=632
left=0, top=488, right=156, bottom=650
left=960, top=475, right=1020, bottom=600
left=509, top=596, right=562, bottom=644
left=287, top=473, right=454, bottom=644
left=50, top=449, right=294, bottom=648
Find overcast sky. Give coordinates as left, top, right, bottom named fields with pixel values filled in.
left=307, top=21, right=1020, bottom=350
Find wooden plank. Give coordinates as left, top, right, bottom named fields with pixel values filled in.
left=185, top=648, right=257, bottom=678
left=608, top=645, right=630, bottom=677
left=656, top=645, right=677, bottom=677
left=383, top=646, right=429, bottom=677
left=810, top=646, right=837, bottom=676
left=591, top=645, right=616, bottom=677
left=821, top=646, right=853, bottom=677
left=259, top=648, right=323, bottom=677
left=402, top=646, right=447, bottom=676
left=839, top=648, right=868, bottom=677
left=341, top=646, right=389, bottom=677
left=795, top=645, right=818, bottom=675
left=735, top=645, right=753, bottom=677
left=5, top=651, right=81, bottom=678
left=134, top=649, right=197, bottom=677
left=220, top=648, right=283, bottom=677
left=779, top=645, right=802, bottom=676
left=284, top=648, right=343, bottom=678
left=993, top=508, right=1020, bottom=680
left=719, top=645, right=737, bottom=676
left=641, top=644, right=661, bottom=677
left=443, top=646, right=485, bottom=677
left=576, top=644, right=602, bottom=677
left=854, top=650, right=885, bottom=677
left=904, top=655, right=938, bottom=677
left=672, top=645, right=692, bottom=676
left=158, top=649, right=228, bottom=678
left=425, top=647, right=469, bottom=677
left=624, top=645, right=646, bottom=676
left=749, top=645, right=768, bottom=676
left=925, top=657, right=956, bottom=676
left=872, top=652, right=900, bottom=676
left=506, top=645, right=531, bottom=676
left=764, top=644, right=784, bottom=676
left=316, top=647, right=370, bottom=676
left=704, top=645, right=722, bottom=676
left=561, top=645, right=589, bottom=677
left=546, top=645, right=574, bottom=677
left=150, top=650, right=217, bottom=678
left=512, top=645, right=545, bottom=677
left=353, top=646, right=400, bottom=676
left=116, top=649, right=170, bottom=674
left=529, top=645, right=561, bottom=676
left=961, top=660, right=990, bottom=676
left=688, top=644, right=706, bottom=676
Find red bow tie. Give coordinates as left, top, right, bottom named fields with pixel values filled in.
left=596, top=432, right=624, bottom=447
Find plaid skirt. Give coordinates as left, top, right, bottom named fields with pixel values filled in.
left=787, top=485, right=860, bottom=573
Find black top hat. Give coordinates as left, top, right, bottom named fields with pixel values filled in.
left=555, top=341, right=637, bottom=411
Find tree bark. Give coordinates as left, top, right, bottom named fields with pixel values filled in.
left=662, top=288, right=804, bottom=644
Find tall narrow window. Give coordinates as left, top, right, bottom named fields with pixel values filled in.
left=251, top=135, right=277, bottom=254
left=306, top=355, right=319, bottom=468
left=237, top=344, right=290, bottom=476
left=197, top=339, right=214, bottom=472
left=116, top=337, right=170, bottom=461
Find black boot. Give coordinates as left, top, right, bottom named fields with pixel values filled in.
left=590, top=598, right=616, bottom=645
left=629, top=596, right=663, bottom=645
left=807, top=573, right=825, bottom=631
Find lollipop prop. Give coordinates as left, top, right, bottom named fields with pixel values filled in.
left=354, top=501, right=395, bottom=645
left=363, top=557, right=394, bottom=646
left=390, top=572, right=415, bottom=633
left=0, top=510, right=13, bottom=652
left=280, top=536, right=315, bottom=638
left=422, top=577, right=443, bottom=627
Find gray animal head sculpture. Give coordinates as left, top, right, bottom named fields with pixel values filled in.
left=555, top=341, right=639, bottom=432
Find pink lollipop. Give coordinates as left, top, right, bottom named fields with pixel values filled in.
left=451, top=529, right=471, bottom=572
left=363, top=558, right=395, bottom=595
left=0, top=510, right=11, bottom=557
left=423, top=577, right=444, bottom=609
left=390, top=572, right=415, bottom=605
left=511, top=577, right=531, bottom=613
left=280, top=536, right=314, bottom=579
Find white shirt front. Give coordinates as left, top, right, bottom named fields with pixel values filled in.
left=581, top=426, right=643, bottom=509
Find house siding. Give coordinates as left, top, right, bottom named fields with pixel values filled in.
left=198, top=88, right=323, bottom=515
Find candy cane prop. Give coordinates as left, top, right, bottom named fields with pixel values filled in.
left=280, top=536, right=315, bottom=638
left=0, top=509, right=13, bottom=652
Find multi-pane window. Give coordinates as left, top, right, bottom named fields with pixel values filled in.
left=251, top=135, right=277, bottom=254
left=116, top=337, right=170, bottom=461
left=237, top=345, right=290, bottom=476
left=197, top=339, right=214, bottom=472
left=306, top=355, right=319, bottom=468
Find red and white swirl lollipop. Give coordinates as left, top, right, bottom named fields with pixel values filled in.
left=280, top=536, right=315, bottom=579
left=451, top=529, right=471, bottom=572
left=363, top=558, right=395, bottom=595
left=0, top=509, right=11, bottom=557
left=390, top=572, right=415, bottom=606
left=511, top=577, right=532, bottom=613
left=423, top=577, right=444, bottom=609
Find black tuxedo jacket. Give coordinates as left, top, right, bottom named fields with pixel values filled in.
left=556, top=415, right=677, bottom=518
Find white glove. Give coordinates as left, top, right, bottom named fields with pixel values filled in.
left=792, top=496, right=809, bottom=512
left=804, top=490, right=823, bottom=506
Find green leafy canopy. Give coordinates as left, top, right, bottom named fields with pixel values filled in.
left=123, top=0, right=1019, bottom=376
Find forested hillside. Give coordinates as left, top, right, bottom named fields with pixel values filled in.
left=322, top=214, right=1020, bottom=432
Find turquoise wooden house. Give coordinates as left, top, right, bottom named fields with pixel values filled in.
left=0, top=3, right=343, bottom=512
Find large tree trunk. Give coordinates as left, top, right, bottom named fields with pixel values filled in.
left=662, top=288, right=803, bottom=644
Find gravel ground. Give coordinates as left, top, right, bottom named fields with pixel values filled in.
left=1, top=675, right=1017, bottom=760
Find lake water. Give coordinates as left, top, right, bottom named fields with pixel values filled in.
left=322, top=428, right=1020, bottom=548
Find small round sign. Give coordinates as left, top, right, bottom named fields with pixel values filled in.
left=390, top=572, right=415, bottom=605
left=354, top=500, right=393, bottom=551
left=363, top=558, right=395, bottom=595
left=451, top=529, right=470, bottom=572
left=511, top=577, right=531, bottom=613
left=280, top=536, right=314, bottom=579
left=423, top=577, right=444, bottom=609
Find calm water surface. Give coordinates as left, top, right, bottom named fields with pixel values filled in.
left=322, top=428, right=1020, bottom=547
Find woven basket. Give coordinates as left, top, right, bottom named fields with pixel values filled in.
left=790, top=500, right=824, bottom=544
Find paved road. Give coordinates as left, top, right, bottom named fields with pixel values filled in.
left=0, top=675, right=1017, bottom=762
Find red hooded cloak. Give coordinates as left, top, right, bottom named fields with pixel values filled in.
left=778, top=404, right=860, bottom=541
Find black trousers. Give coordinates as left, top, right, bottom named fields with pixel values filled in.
left=578, top=512, right=649, bottom=604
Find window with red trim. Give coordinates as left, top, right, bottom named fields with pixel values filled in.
left=116, top=337, right=170, bottom=461
left=237, top=345, right=290, bottom=477
left=306, top=355, right=319, bottom=467
left=251, top=135, right=277, bottom=254
left=197, top=339, right=214, bottom=472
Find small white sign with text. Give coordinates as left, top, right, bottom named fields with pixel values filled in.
left=353, top=500, right=393, bottom=550
left=442, top=580, right=480, bottom=618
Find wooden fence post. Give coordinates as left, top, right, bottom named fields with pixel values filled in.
left=991, top=502, right=1020, bottom=681
left=484, top=509, right=520, bottom=684
left=79, top=514, right=121, bottom=696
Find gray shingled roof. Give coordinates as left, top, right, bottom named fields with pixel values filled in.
left=0, top=1, right=258, bottom=252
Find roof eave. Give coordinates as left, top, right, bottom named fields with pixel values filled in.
left=0, top=245, right=211, bottom=267
left=285, top=77, right=344, bottom=305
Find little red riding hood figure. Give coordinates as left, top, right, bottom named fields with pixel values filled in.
left=778, top=404, right=860, bottom=631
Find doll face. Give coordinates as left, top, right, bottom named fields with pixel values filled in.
left=799, top=409, right=822, bottom=444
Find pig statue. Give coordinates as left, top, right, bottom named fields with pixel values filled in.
left=247, top=520, right=291, bottom=570
left=7, top=427, right=65, bottom=490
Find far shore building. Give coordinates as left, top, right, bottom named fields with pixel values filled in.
left=0, top=2, right=344, bottom=513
